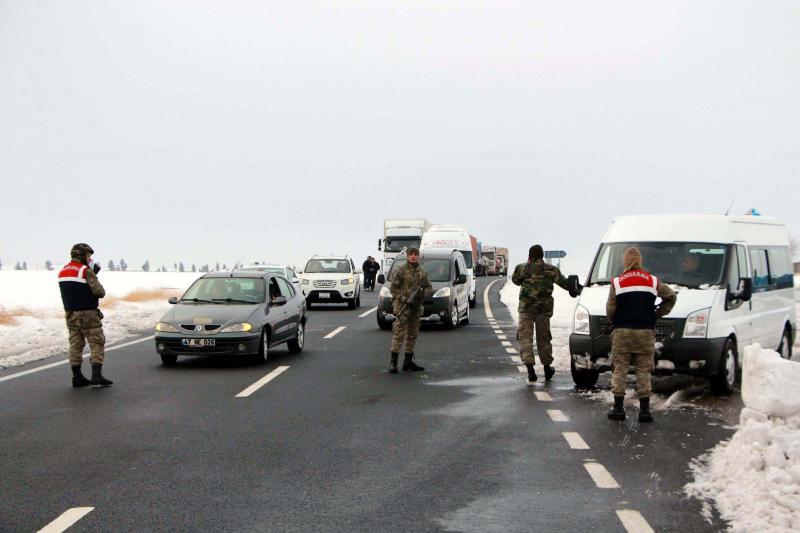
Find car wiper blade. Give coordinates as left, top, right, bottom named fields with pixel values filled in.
left=211, top=298, right=258, bottom=304
left=181, top=298, right=213, bottom=303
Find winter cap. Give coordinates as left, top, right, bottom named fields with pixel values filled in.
left=623, top=247, right=643, bottom=272
left=407, top=247, right=420, bottom=255
left=70, top=243, right=94, bottom=262
left=529, top=245, right=544, bottom=260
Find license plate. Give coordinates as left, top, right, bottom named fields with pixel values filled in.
left=182, top=338, right=215, bottom=347
left=319, top=293, right=331, bottom=299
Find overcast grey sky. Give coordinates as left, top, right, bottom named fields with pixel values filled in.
left=1, top=0, right=798, bottom=275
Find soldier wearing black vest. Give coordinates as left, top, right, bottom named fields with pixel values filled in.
left=606, top=247, right=676, bottom=422
left=58, top=243, right=113, bottom=387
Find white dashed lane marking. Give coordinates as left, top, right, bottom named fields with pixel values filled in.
left=584, top=462, right=620, bottom=489
left=547, top=410, right=569, bottom=422
left=517, top=365, right=528, bottom=373
left=324, top=326, right=347, bottom=339
left=563, top=432, right=590, bottom=450
left=534, top=391, right=553, bottom=401
left=510, top=355, right=522, bottom=364
left=500, top=341, right=512, bottom=347
left=505, top=347, right=518, bottom=354
left=37, top=507, right=94, bottom=533
left=358, top=307, right=377, bottom=318
left=235, top=366, right=290, bottom=398
left=616, top=510, right=655, bottom=533
left=497, top=334, right=507, bottom=340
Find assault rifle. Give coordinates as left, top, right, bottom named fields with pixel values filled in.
left=385, top=285, right=423, bottom=321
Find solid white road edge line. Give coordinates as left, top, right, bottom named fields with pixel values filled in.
left=37, top=507, right=94, bottom=533
left=0, top=335, right=155, bottom=384
left=547, top=409, right=569, bottom=422
left=358, top=307, right=378, bottom=318
left=324, top=326, right=347, bottom=339
left=534, top=391, right=553, bottom=401
left=616, top=510, right=655, bottom=533
left=235, top=366, right=290, bottom=398
left=563, top=432, right=590, bottom=450
left=482, top=279, right=502, bottom=319
left=584, top=462, right=620, bottom=489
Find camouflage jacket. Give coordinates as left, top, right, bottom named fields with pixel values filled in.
left=511, top=259, right=569, bottom=316
left=389, top=262, right=433, bottom=316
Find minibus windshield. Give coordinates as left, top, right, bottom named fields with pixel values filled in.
left=589, top=242, right=727, bottom=289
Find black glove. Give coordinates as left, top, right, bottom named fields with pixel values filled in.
left=92, top=263, right=101, bottom=274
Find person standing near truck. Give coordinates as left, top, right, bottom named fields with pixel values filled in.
left=512, top=244, right=580, bottom=384
left=606, top=247, right=676, bottom=422
left=362, top=256, right=380, bottom=291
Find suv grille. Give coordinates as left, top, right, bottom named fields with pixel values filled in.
left=313, top=280, right=337, bottom=288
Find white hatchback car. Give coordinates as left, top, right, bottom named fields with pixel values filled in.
left=299, top=256, right=362, bottom=309
left=238, top=264, right=302, bottom=293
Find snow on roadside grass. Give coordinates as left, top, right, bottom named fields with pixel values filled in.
left=0, top=271, right=201, bottom=368
left=687, top=346, right=800, bottom=532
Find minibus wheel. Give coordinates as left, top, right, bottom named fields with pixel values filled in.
left=570, top=356, right=599, bottom=389
left=710, top=338, right=737, bottom=396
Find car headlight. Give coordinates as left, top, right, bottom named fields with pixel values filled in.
left=155, top=322, right=179, bottom=333
left=302, top=279, right=310, bottom=285
left=433, top=287, right=451, bottom=298
left=573, top=305, right=590, bottom=335
left=341, top=277, right=354, bottom=285
left=379, top=286, right=391, bottom=298
left=683, top=308, right=710, bottom=338
left=219, top=322, right=253, bottom=333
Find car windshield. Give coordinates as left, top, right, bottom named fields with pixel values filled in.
left=388, top=257, right=451, bottom=283
left=304, top=259, right=351, bottom=274
left=384, top=237, right=421, bottom=253
left=182, top=278, right=266, bottom=303
left=589, top=242, right=727, bottom=288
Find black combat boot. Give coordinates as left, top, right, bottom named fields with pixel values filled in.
left=402, top=353, right=424, bottom=372
left=608, top=395, right=625, bottom=421
left=638, top=397, right=653, bottom=423
left=544, top=365, right=555, bottom=381
left=71, top=365, right=90, bottom=388
left=90, top=364, right=113, bottom=387
left=389, top=352, right=399, bottom=374
left=526, top=364, right=537, bottom=384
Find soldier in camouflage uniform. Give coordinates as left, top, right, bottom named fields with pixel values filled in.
left=512, top=245, right=580, bottom=384
left=388, top=247, right=433, bottom=373
left=606, top=247, right=676, bottom=422
left=58, top=243, right=113, bottom=387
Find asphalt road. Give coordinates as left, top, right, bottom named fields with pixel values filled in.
left=0, top=278, right=734, bottom=532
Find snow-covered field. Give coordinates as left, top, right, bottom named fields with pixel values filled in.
left=0, top=271, right=201, bottom=368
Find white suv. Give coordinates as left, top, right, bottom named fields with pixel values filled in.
left=299, top=256, right=362, bottom=309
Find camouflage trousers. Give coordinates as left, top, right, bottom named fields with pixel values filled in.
left=66, top=310, right=106, bottom=365
left=391, top=313, right=421, bottom=354
left=517, top=310, right=553, bottom=366
left=610, top=328, right=655, bottom=398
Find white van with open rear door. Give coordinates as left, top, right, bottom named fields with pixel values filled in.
left=569, top=214, right=796, bottom=395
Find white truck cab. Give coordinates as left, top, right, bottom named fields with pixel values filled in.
left=421, top=224, right=478, bottom=308
left=379, top=219, right=431, bottom=274
left=570, top=214, right=796, bottom=395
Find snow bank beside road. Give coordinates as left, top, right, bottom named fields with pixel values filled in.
left=687, top=346, right=800, bottom=532
left=0, top=271, right=201, bottom=369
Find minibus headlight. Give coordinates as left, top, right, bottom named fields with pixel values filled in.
left=683, top=308, right=710, bottom=338
left=573, top=305, right=590, bottom=335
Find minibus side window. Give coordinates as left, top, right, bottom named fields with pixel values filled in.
left=750, top=249, right=770, bottom=292
left=736, top=245, right=748, bottom=279
left=726, top=248, right=740, bottom=292
left=767, top=247, right=793, bottom=290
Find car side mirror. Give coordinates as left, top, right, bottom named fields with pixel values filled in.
left=270, top=296, right=288, bottom=307
left=456, top=274, right=467, bottom=285
left=738, top=277, right=753, bottom=302
left=168, top=297, right=179, bottom=304
left=378, top=274, right=386, bottom=284
left=567, top=275, right=582, bottom=296
left=291, top=278, right=299, bottom=284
